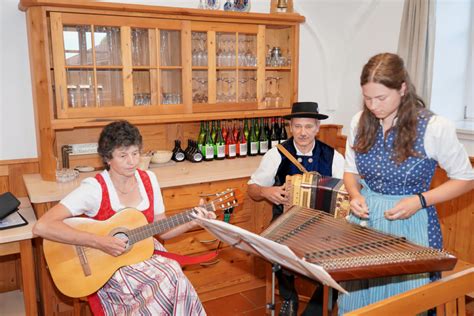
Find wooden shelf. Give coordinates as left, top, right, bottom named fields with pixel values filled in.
left=50, top=108, right=291, bottom=130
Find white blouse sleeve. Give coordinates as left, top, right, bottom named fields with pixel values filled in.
left=425, top=116, right=474, bottom=180
left=60, top=177, right=102, bottom=217
left=248, top=147, right=282, bottom=187
left=332, top=150, right=345, bottom=178
left=344, top=112, right=362, bottom=175
left=146, top=170, right=165, bottom=216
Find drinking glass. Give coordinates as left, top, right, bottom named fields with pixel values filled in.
left=273, top=77, right=284, bottom=107
left=264, top=78, right=275, bottom=108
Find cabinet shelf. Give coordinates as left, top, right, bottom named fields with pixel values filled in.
left=50, top=108, right=291, bottom=130
left=265, top=66, right=292, bottom=71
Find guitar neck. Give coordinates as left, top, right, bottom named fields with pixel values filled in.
left=128, top=205, right=212, bottom=245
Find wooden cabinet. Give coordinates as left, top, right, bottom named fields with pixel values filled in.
left=20, top=0, right=304, bottom=180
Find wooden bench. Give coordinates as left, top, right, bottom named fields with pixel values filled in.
left=346, top=261, right=474, bottom=316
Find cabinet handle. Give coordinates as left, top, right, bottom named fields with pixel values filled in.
left=200, top=259, right=220, bottom=267
left=199, top=238, right=218, bottom=244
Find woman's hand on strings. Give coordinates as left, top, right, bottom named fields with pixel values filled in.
left=384, top=195, right=420, bottom=220
left=349, top=195, right=369, bottom=219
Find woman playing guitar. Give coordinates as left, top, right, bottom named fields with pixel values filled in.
left=33, top=120, right=215, bottom=315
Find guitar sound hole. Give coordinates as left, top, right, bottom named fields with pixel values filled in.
left=113, top=232, right=130, bottom=250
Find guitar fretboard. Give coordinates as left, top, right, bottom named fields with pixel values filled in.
left=128, top=204, right=213, bottom=245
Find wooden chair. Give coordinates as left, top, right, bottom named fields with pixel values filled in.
left=346, top=267, right=474, bottom=316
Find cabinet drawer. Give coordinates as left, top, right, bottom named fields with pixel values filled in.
left=164, top=220, right=254, bottom=255
left=183, top=247, right=257, bottom=294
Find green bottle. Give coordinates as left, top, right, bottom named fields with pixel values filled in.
left=243, top=119, right=249, bottom=141
left=258, top=118, right=268, bottom=155
left=197, top=121, right=206, bottom=153
left=248, top=119, right=259, bottom=156
left=215, top=121, right=225, bottom=160
left=204, top=124, right=215, bottom=161
left=211, top=120, right=217, bottom=143
left=255, top=118, right=260, bottom=140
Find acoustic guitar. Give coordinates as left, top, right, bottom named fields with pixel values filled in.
left=43, top=189, right=238, bottom=298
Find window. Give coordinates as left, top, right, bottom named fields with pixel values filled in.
left=431, top=0, right=473, bottom=123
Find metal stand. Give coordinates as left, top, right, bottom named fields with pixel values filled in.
left=266, top=263, right=281, bottom=316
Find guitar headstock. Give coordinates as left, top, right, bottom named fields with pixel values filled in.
left=207, top=188, right=240, bottom=212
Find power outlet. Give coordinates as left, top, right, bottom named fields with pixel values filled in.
left=70, top=143, right=98, bottom=155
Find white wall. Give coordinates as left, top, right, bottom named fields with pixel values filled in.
left=0, top=0, right=36, bottom=159
left=0, top=0, right=405, bottom=160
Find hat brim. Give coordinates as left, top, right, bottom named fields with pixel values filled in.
left=282, top=112, right=329, bottom=120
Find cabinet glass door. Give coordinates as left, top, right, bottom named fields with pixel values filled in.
left=62, top=24, right=123, bottom=109
left=160, top=30, right=182, bottom=105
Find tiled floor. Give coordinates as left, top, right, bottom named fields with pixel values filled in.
left=203, top=286, right=474, bottom=316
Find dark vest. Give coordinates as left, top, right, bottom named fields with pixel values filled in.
left=273, top=137, right=335, bottom=218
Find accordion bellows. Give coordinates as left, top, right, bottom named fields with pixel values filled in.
left=285, top=173, right=350, bottom=219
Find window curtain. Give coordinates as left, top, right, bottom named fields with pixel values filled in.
left=398, top=0, right=436, bottom=106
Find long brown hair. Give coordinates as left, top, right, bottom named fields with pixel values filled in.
left=354, top=53, right=429, bottom=163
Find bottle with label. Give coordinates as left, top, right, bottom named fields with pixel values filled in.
left=221, top=120, right=228, bottom=142
left=243, top=119, right=249, bottom=141
left=211, top=120, right=217, bottom=143
left=280, top=118, right=288, bottom=143
left=248, top=119, right=259, bottom=156
left=172, top=140, right=186, bottom=162
left=254, top=118, right=260, bottom=140
left=270, top=118, right=280, bottom=149
left=186, top=140, right=203, bottom=163
left=258, top=118, right=268, bottom=155
left=215, top=122, right=226, bottom=160
left=197, top=121, right=206, bottom=152
left=204, top=125, right=215, bottom=161
left=226, top=126, right=237, bottom=159
left=237, top=125, right=247, bottom=158
left=232, top=120, right=239, bottom=141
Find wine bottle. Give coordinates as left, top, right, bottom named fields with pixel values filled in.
left=237, top=125, right=247, bottom=158
left=186, top=140, right=203, bottom=163
left=248, top=119, right=259, bottom=156
left=211, top=120, right=217, bottom=143
left=225, top=125, right=237, bottom=159
left=197, top=121, right=206, bottom=152
left=258, top=118, right=268, bottom=155
left=270, top=118, right=279, bottom=149
left=280, top=118, right=288, bottom=143
left=172, top=140, right=186, bottom=162
left=254, top=118, right=260, bottom=140
left=204, top=125, right=215, bottom=161
left=243, top=119, right=249, bottom=141
left=221, top=120, right=228, bottom=142
left=201, top=121, right=210, bottom=156
left=215, top=122, right=225, bottom=160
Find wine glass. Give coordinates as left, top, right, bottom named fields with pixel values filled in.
left=273, top=76, right=284, bottom=107
left=264, top=77, right=275, bottom=108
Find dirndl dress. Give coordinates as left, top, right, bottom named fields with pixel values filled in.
left=337, top=112, right=443, bottom=315
left=90, top=171, right=206, bottom=316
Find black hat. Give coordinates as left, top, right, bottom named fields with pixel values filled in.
left=282, top=102, right=328, bottom=120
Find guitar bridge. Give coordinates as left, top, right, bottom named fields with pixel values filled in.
left=75, top=245, right=92, bottom=276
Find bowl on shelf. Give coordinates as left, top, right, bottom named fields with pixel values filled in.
left=151, top=150, right=173, bottom=164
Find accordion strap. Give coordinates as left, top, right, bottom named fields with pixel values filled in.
left=277, top=144, right=308, bottom=173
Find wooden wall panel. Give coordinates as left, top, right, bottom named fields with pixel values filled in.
left=0, top=159, right=39, bottom=293
left=432, top=159, right=474, bottom=263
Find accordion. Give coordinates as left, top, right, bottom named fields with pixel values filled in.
left=285, top=173, right=350, bottom=219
